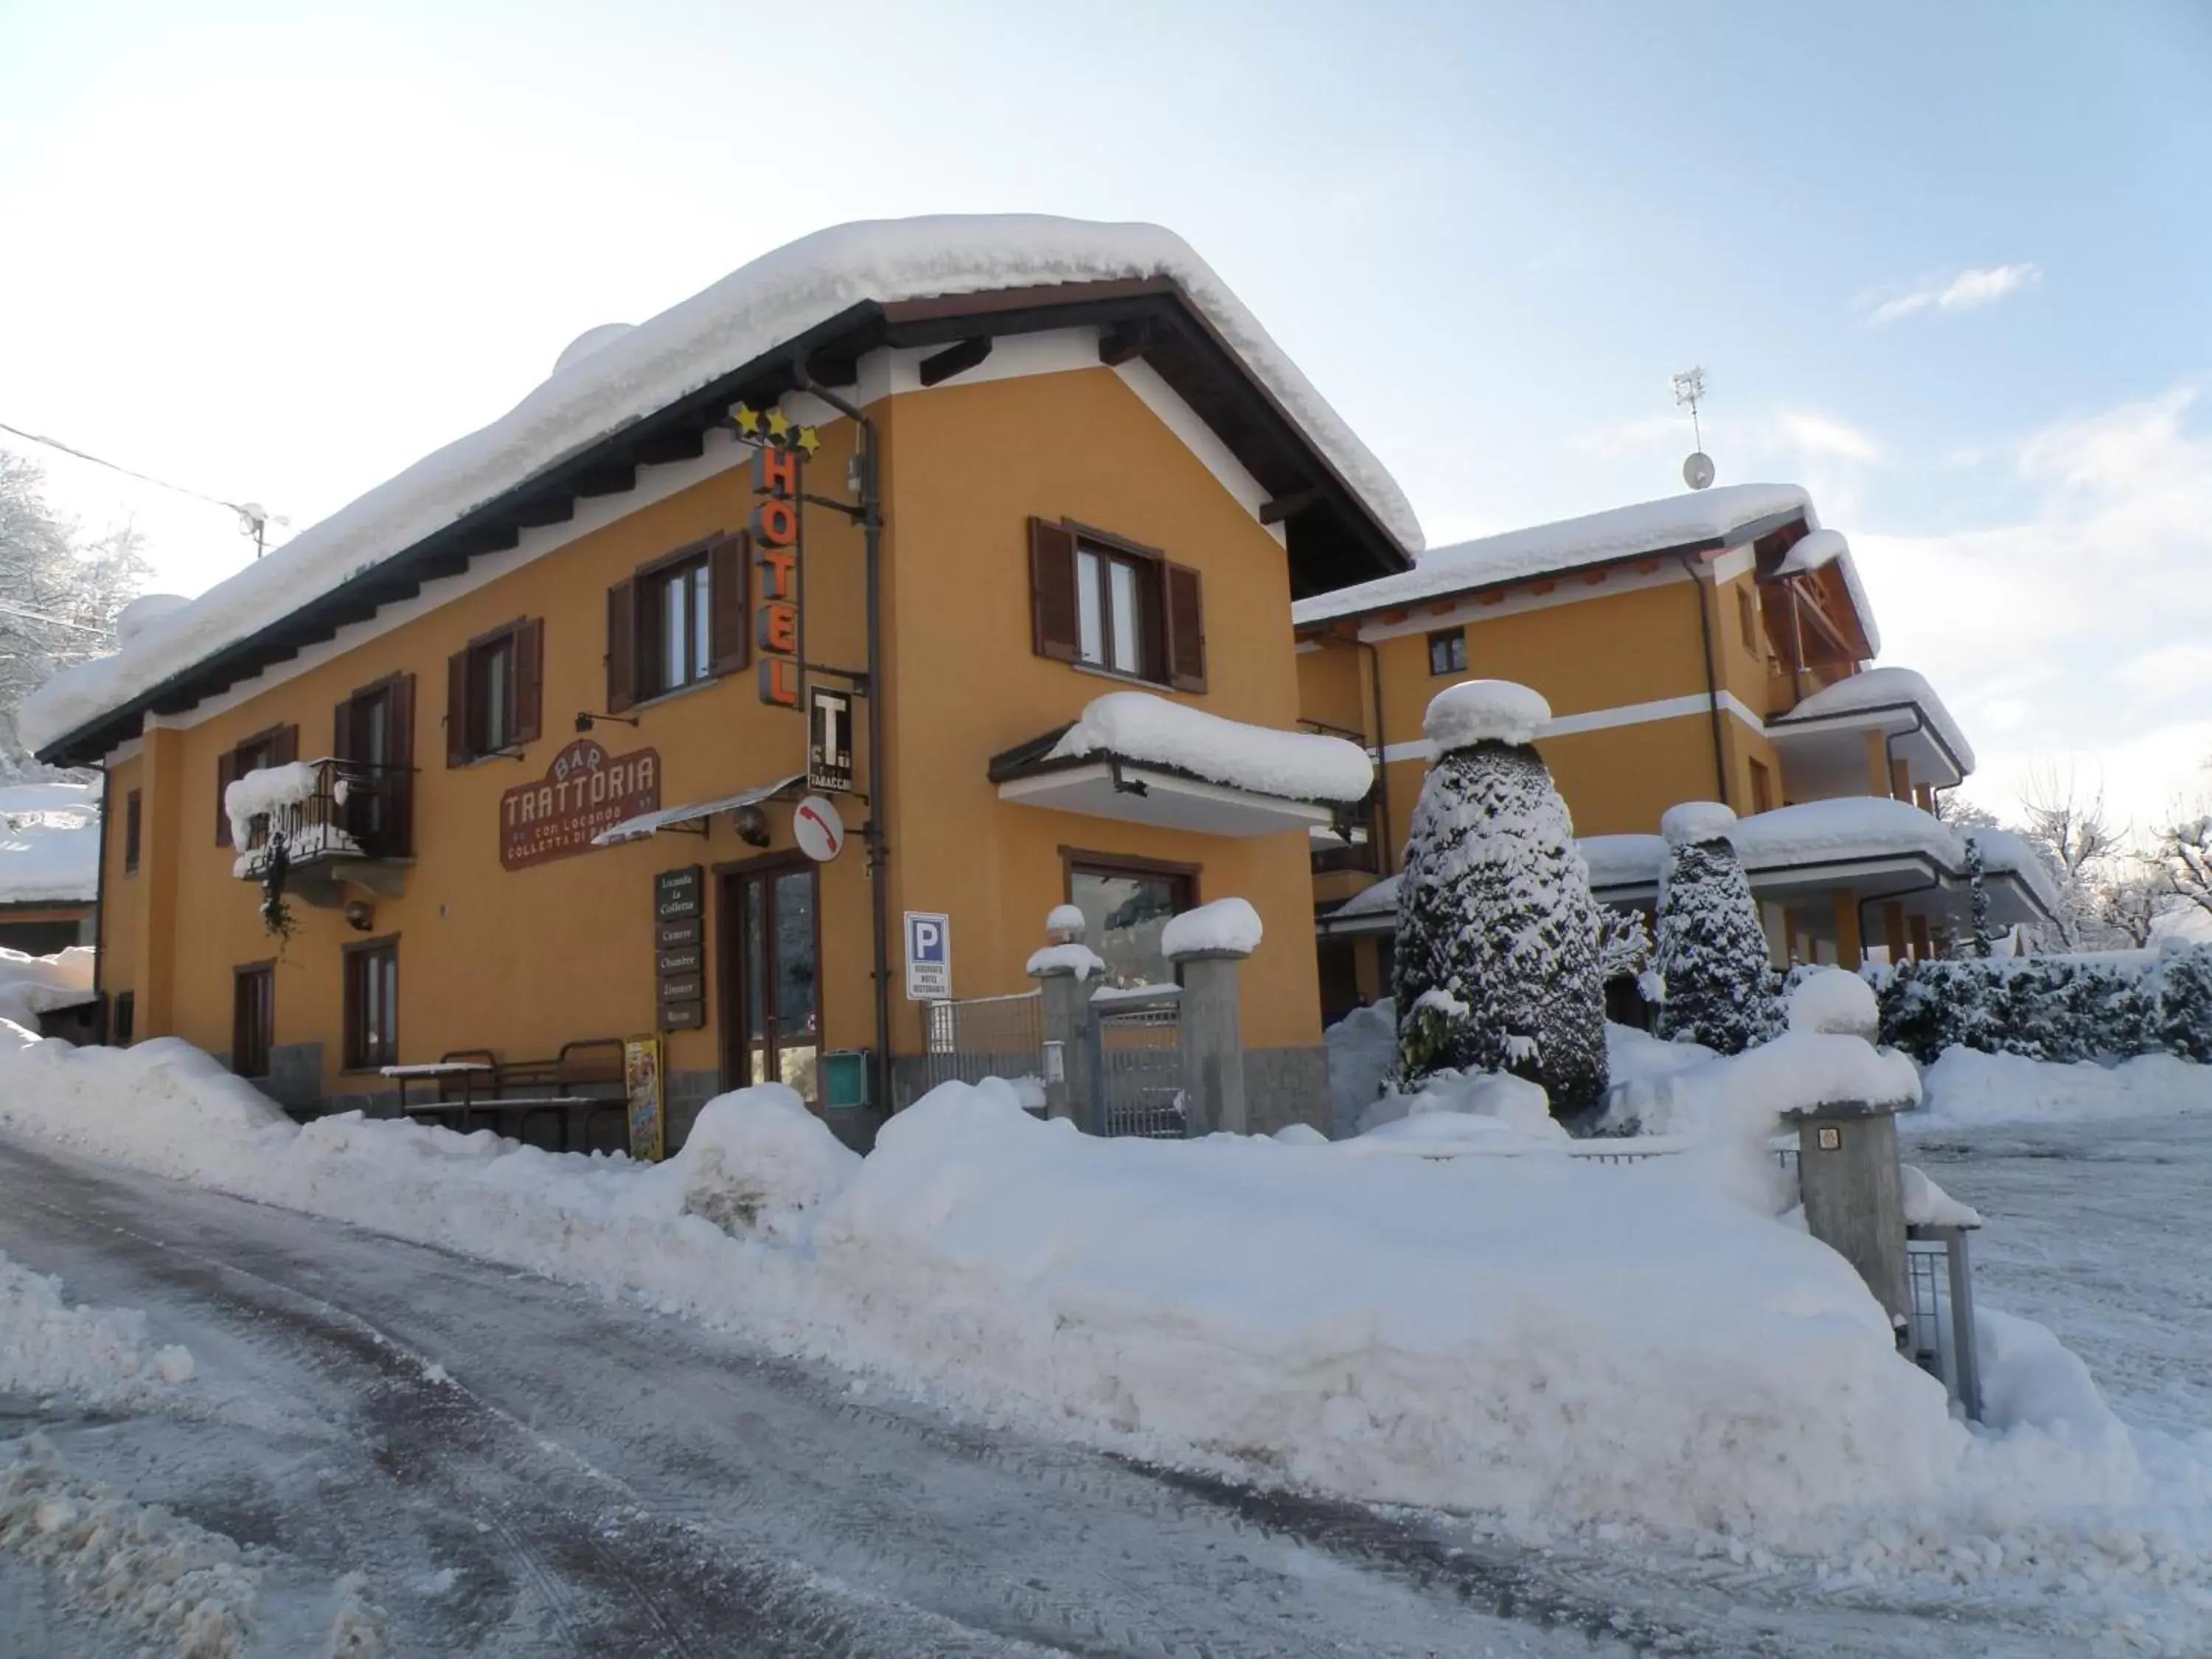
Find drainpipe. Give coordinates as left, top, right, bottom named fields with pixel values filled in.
left=791, top=357, right=891, bottom=1117
left=1679, top=554, right=1730, bottom=807
left=1357, top=636, right=1393, bottom=873
left=91, top=761, right=111, bottom=1038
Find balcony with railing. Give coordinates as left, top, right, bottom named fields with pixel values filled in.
left=231, top=757, right=414, bottom=902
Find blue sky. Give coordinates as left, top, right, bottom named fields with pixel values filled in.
left=3, top=0, right=2208, bottom=828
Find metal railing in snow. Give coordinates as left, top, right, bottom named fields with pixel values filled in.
left=920, top=991, right=1045, bottom=1097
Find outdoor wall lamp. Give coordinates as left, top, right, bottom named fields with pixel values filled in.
left=574, top=711, right=641, bottom=734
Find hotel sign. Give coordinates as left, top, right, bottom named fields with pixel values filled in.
left=751, top=441, right=801, bottom=709
left=500, top=738, right=660, bottom=870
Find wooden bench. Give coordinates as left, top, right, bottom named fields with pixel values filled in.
left=396, top=1040, right=629, bottom=1155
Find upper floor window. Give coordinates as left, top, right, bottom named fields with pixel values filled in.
left=1028, top=518, right=1206, bottom=693
left=123, top=788, right=142, bottom=874
left=335, top=672, right=415, bottom=857
left=1737, top=586, right=1762, bottom=656
left=604, top=535, right=748, bottom=713
left=1427, top=627, right=1467, bottom=676
left=447, top=619, right=542, bottom=766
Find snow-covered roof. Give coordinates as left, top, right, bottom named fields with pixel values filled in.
left=1043, top=692, right=1374, bottom=803
left=1967, top=826, right=2064, bottom=914
left=1291, top=482, right=1812, bottom=626
left=1329, top=874, right=1400, bottom=921
left=1770, top=666, right=1977, bottom=775
left=0, top=782, right=100, bottom=906
left=22, top=215, right=1422, bottom=760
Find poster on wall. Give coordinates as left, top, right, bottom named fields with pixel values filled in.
left=623, top=1034, right=665, bottom=1163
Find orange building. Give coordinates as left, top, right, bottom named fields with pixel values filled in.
left=24, top=219, right=1415, bottom=1143
left=1295, top=486, right=2056, bottom=1020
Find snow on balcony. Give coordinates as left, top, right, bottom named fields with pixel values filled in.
left=1767, top=665, right=1976, bottom=788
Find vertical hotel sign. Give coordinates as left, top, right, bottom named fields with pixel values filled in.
left=733, top=403, right=816, bottom=711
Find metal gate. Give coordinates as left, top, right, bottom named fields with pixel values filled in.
left=921, top=992, right=1043, bottom=1095
left=1089, top=988, right=1186, bottom=1138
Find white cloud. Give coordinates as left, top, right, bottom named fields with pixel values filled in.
left=1565, top=403, right=1883, bottom=521
left=1851, top=385, right=2212, bottom=835
left=1773, top=409, right=1883, bottom=465
left=1865, top=262, right=2042, bottom=325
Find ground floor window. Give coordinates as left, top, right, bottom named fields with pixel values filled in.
left=233, top=963, right=274, bottom=1077
left=111, top=990, right=134, bottom=1046
left=1065, top=855, right=1197, bottom=990
left=344, top=937, right=398, bottom=1071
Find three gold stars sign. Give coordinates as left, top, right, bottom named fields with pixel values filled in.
left=728, top=402, right=821, bottom=456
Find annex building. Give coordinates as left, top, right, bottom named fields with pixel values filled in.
left=1295, top=484, right=2059, bottom=1020
left=22, top=218, right=1415, bottom=1143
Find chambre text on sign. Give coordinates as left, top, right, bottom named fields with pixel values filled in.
left=500, top=738, right=661, bottom=871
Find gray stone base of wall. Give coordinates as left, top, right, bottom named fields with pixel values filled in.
left=1243, top=1046, right=1329, bottom=1136
left=262, top=1043, right=326, bottom=1113
left=664, top=1068, right=721, bottom=1152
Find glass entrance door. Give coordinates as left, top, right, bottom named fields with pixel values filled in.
left=722, top=864, right=820, bottom=1104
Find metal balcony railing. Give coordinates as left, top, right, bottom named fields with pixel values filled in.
left=238, top=757, right=413, bottom=874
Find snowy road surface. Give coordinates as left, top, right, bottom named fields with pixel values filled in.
left=0, top=1127, right=2191, bottom=1657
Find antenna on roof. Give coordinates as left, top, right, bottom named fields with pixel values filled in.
left=1672, top=367, right=1714, bottom=490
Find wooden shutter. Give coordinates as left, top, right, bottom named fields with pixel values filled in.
left=708, top=535, right=749, bottom=676
left=387, top=673, right=416, bottom=858
left=513, top=619, right=544, bottom=746
left=333, top=696, right=355, bottom=765
left=1028, top=518, right=1079, bottom=661
left=1164, top=561, right=1207, bottom=693
left=446, top=649, right=470, bottom=768
left=215, top=748, right=239, bottom=846
left=605, top=580, right=637, bottom=713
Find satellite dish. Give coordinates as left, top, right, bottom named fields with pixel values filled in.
left=1682, top=451, right=1716, bottom=490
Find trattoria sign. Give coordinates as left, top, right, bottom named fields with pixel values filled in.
left=500, top=737, right=661, bottom=870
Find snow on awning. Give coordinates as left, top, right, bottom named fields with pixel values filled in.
left=1767, top=665, right=1975, bottom=787
left=591, top=774, right=802, bottom=846
left=990, top=694, right=1368, bottom=840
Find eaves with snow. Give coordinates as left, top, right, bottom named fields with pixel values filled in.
left=24, top=215, right=1422, bottom=766
left=1291, top=481, right=1881, bottom=658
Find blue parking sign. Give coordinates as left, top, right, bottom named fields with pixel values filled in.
left=904, top=911, right=952, bottom=1001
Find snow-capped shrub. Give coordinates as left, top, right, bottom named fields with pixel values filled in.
left=1394, top=684, right=1607, bottom=1113
left=2154, top=943, right=2212, bottom=1064
left=1871, top=948, right=2203, bottom=1065
left=1652, top=804, right=1781, bottom=1055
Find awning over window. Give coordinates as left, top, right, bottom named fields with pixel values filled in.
left=994, top=758, right=1339, bottom=838
left=591, top=773, right=803, bottom=846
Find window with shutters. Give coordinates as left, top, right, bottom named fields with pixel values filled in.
left=215, top=724, right=298, bottom=846
left=1027, top=518, right=1206, bottom=693
left=343, top=936, right=398, bottom=1071
left=334, top=673, right=414, bottom=856
left=605, top=534, right=747, bottom=713
left=447, top=619, right=541, bottom=765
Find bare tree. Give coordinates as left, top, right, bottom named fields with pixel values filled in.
left=0, top=453, right=148, bottom=776
left=1930, top=790, right=2003, bottom=830
left=2154, top=810, right=2212, bottom=922
left=2018, top=762, right=2123, bottom=950
left=2097, top=860, right=2177, bottom=947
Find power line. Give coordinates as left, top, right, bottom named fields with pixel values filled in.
left=0, top=417, right=246, bottom=515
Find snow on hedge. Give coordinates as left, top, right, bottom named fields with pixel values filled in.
left=1421, top=678, right=1550, bottom=750
left=22, top=216, right=1421, bottom=758
left=1159, top=895, right=1262, bottom=958
left=1911, top=1047, right=2212, bottom=1132
left=1046, top=692, right=1373, bottom=802
left=1293, top=482, right=1816, bottom=625
left=0, top=781, right=99, bottom=905
left=3, top=1019, right=2208, bottom=1607
left=1776, top=664, right=1978, bottom=773
left=1, top=1250, right=195, bottom=1400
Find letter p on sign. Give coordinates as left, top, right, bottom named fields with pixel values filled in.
left=904, top=911, right=951, bottom=1001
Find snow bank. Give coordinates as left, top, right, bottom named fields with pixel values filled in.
left=1422, top=678, right=1549, bottom=751
left=1293, top=482, right=1816, bottom=625
left=1046, top=692, right=1372, bottom=803
left=1349, top=1067, right=1568, bottom=1147
left=4, top=1023, right=2203, bottom=1594
left=0, top=945, right=97, bottom=1028
left=1159, top=895, right=1262, bottom=958
left=1658, top=799, right=1736, bottom=847
left=1, top=1433, right=260, bottom=1655
left=1, top=1250, right=195, bottom=1400
left=0, top=781, right=99, bottom=905
left=1324, top=998, right=1397, bottom=1137
left=24, top=215, right=1419, bottom=758
left=1911, top=1046, right=2212, bottom=1131
left=1899, top=1164, right=1982, bottom=1228
left=1601, top=1030, right=1919, bottom=1138
left=1789, top=965, right=1879, bottom=1039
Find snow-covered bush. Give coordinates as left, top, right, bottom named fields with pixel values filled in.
left=2154, top=942, right=2212, bottom=1063
left=1652, top=803, right=1781, bottom=1054
left=1872, top=947, right=2203, bottom=1064
left=1393, top=681, right=1607, bottom=1113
